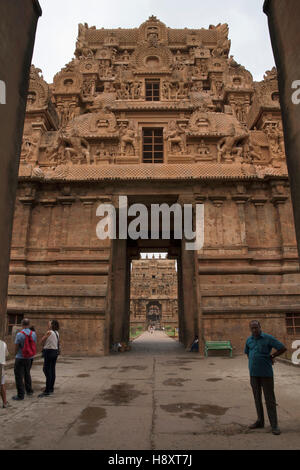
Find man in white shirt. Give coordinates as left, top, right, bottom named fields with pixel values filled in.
left=0, top=339, right=9, bottom=408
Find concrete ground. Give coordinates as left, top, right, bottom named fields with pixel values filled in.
left=1, top=331, right=300, bottom=450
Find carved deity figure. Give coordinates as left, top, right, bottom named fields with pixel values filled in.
left=130, top=80, right=142, bottom=99
left=122, top=50, right=130, bottom=62
left=164, top=121, right=186, bottom=154
left=21, top=136, right=38, bottom=163
left=120, top=122, right=137, bottom=156
left=60, top=128, right=91, bottom=165
left=231, top=101, right=248, bottom=123
left=117, top=81, right=130, bottom=100
left=57, top=102, right=77, bottom=127
left=175, top=50, right=182, bottom=62
left=213, top=80, right=223, bottom=97
left=264, top=123, right=285, bottom=159
left=217, top=125, right=247, bottom=163
left=95, top=142, right=110, bottom=162
left=46, top=139, right=68, bottom=166
left=197, top=140, right=211, bottom=158
left=249, top=143, right=263, bottom=163
left=162, top=81, right=171, bottom=100
left=177, top=80, right=187, bottom=99
left=147, top=30, right=159, bottom=47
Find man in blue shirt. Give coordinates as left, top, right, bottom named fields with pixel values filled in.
left=12, top=318, right=37, bottom=400
left=245, top=320, right=286, bottom=435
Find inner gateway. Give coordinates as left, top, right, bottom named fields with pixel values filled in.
left=129, top=253, right=179, bottom=339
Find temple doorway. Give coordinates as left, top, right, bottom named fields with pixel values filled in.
left=129, top=252, right=179, bottom=343
left=106, top=232, right=200, bottom=353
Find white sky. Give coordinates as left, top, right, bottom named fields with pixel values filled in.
left=33, top=0, right=274, bottom=84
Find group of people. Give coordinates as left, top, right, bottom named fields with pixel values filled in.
left=0, top=318, right=60, bottom=408
left=189, top=320, right=286, bottom=435
left=0, top=318, right=288, bottom=436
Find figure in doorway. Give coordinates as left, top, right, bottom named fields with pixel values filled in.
left=190, top=335, right=199, bottom=352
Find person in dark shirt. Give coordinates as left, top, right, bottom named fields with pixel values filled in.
left=190, top=335, right=199, bottom=352
left=244, top=320, right=286, bottom=435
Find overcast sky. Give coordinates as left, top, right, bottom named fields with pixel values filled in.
left=33, top=0, right=274, bottom=83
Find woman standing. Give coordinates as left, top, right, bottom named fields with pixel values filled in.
left=38, top=320, right=60, bottom=398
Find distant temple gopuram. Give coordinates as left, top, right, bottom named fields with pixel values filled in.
left=6, top=17, right=300, bottom=355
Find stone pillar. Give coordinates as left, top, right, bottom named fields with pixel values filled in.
left=272, top=195, right=296, bottom=254
left=39, top=199, right=58, bottom=248
left=179, top=195, right=203, bottom=350
left=18, top=194, right=36, bottom=257
left=209, top=196, right=227, bottom=248
left=111, top=239, right=128, bottom=344
left=232, top=194, right=250, bottom=252
left=264, top=0, right=300, bottom=257
left=58, top=195, right=76, bottom=248
left=0, top=0, right=42, bottom=337
left=252, top=198, right=268, bottom=247
left=80, top=196, right=98, bottom=247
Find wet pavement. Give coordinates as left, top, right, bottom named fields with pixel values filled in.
left=1, top=331, right=300, bottom=450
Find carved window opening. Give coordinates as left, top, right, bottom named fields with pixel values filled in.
left=145, top=80, right=160, bottom=101
left=233, top=77, right=242, bottom=86
left=143, top=128, right=164, bottom=163
left=64, top=79, right=74, bottom=87
left=286, top=313, right=300, bottom=335
left=7, top=313, right=24, bottom=335
left=96, top=84, right=104, bottom=93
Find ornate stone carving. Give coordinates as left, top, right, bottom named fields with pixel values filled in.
left=196, top=140, right=212, bottom=160
left=26, top=65, right=50, bottom=110
left=53, top=60, right=82, bottom=95
left=56, top=99, right=78, bottom=127
left=116, top=79, right=142, bottom=100
left=68, top=107, right=118, bottom=137
left=161, top=79, right=188, bottom=100
left=217, top=124, right=248, bottom=163
left=188, top=110, right=216, bottom=133
left=21, top=18, right=286, bottom=171
left=120, top=121, right=138, bottom=156
left=210, top=23, right=231, bottom=57
left=61, top=130, right=91, bottom=165
left=164, top=121, right=186, bottom=154
left=263, top=121, right=285, bottom=162
left=20, top=135, right=38, bottom=163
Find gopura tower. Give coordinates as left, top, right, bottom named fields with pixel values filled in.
left=7, top=17, right=300, bottom=355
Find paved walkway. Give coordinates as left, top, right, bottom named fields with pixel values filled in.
left=1, top=331, right=300, bottom=450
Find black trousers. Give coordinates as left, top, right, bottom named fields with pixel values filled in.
left=14, top=358, right=33, bottom=398
left=250, top=376, right=278, bottom=428
left=43, top=349, right=58, bottom=393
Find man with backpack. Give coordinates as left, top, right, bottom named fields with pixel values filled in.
left=12, top=318, right=37, bottom=401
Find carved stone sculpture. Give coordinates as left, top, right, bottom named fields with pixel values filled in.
left=120, top=121, right=137, bottom=156
left=164, top=121, right=186, bottom=154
